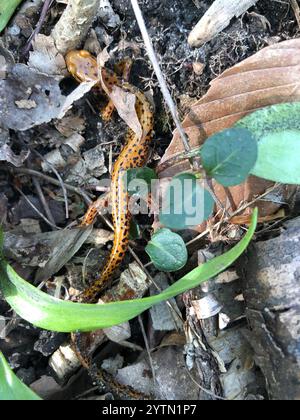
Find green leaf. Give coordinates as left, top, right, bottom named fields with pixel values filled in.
left=159, top=173, right=214, bottom=230
left=0, top=210, right=257, bottom=333
left=0, top=0, right=23, bottom=32
left=251, top=130, right=300, bottom=184
left=236, top=102, right=300, bottom=184
left=236, top=102, right=300, bottom=139
left=0, top=352, right=41, bottom=400
left=145, top=228, right=188, bottom=272
left=200, top=128, right=258, bottom=187
left=126, top=167, right=157, bottom=197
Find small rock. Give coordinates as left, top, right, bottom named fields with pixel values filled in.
left=192, top=61, right=205, bottom=75
left=101, top=354, right=124, bottom=376
left=34, top=331, right=68, bottom=357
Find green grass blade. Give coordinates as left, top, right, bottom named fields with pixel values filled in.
left=0, top=210, right=257, bottom=333
left=0, top=352, right=41, bottom=400
left=0, top=0, right=23, bottom=32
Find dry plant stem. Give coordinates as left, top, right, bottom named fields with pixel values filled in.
left=130, top=0, right=191, bottom=154
left=185, top=368, right=226, bottom=400
left=32, top=175, right=57, bottom=230
left=223, top=186, right=237, bottom=212
left=22, top=0, right=54, bottom=56
left=33, top=149, right=69, bottom=219
left=3, top=166, right=92, bottom=206
left=188, top=0, right=259, bottom=47
left=138, top=315, right=157, bottom=391
left=14, top=185, right=62, bottom=230
left=205, top=176, right=230, bottom=218
left=186, top=184, right=280, bottom=247
left=52, top=0, right=99, bottom=54
left=156, top=148, right=200, bottom=174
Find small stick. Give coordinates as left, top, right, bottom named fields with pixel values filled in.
left=138, top=315, right=157, bottom=393
left=32, top=176, right=58, bottom=230
left=14, top=185, right=62, bottom=230
left=33, top=149, right=69, bottom=220
left=22, top=0, right=55, bottom=56
left=204, top=176, right=230, bottom=218
left=130, top=0, right=191, bottom=154
left=2, top=166, right=93, bottom=205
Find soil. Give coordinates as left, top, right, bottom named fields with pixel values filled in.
left=0, top=0, right=299, bottom=401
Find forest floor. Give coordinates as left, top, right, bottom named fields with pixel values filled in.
left=0, top=0, right=299, bottom=400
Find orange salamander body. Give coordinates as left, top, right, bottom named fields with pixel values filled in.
left=66, top=50, right=154, bottom=303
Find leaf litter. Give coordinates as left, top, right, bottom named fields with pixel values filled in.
left=1, top=0, right=300, bottom=401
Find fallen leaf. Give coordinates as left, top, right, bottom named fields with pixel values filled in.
left=3, top=229, right=87, bottom=269
left=57, top=80, right=98, bottom=119
left=0, top=127, right=29, bottom=167
left=158, top=39, right=300, bottom=223
left=0, top=144, right=29, bottom=167
left=28, top=34, right=66, bottom=77
left=230, top=208, right=286, bottom=225
left=0, top=64, right=65, bottom=130
left=55, top=115, right=86, bottom=137
left=105, top=84, right=143, bottom=140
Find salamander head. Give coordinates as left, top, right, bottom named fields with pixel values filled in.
left=65, top=50, right=98, bottom=83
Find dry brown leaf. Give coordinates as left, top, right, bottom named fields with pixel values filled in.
left=109, top=85, right=143, bottom=139
left=55, top=115, right=86, bottom=137
left=230, top=209, right=286, bottom=225
left=158, top=332, right=186, bottom=349
left=158, top=39, right=300, bottom=223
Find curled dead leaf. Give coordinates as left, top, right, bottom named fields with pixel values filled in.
left=109, top=85, right=143, bottom=139
left=158, top=39, right=300, bottom=227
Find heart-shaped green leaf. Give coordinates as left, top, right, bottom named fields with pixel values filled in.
left=200, top=128, right=258, bottom=187
left=145, top=228, right=188, bottom=272
left=159, top=173, right=214, bottom=230
left=126, top=167, right=157, bottom=197
left=0, top=210, right=257, bottom=333
left=236, top=102, right=300, bottom=184
left=0, top=352, right=41, bottom=400
left=252, top=130, right=300, bottom=184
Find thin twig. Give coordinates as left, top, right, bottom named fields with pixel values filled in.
left=223, top=186, right=237, bottom=212
left=14, top=185, right=62, bottom=230
left=22, top=0, right=55, bottom=56
left=33, top=149, right=70, bottom=219
left=130, top=0, right=191, bottom=154
left=2, top=166, right=93, bottom=205
left=204, top=176, right=230, bottom=218
left=138, top=315, right=157, bottom=393
left=185, top=368, right=227, bottom=400
left=32, top=175, right=58, bottom=230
